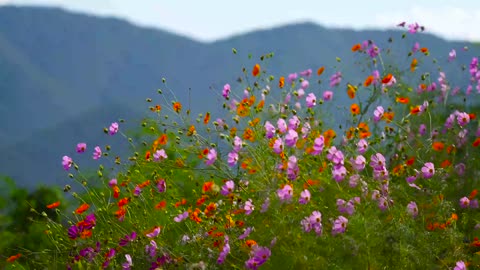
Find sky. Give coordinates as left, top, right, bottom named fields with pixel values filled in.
left=2, top=0, right=480, bottom=42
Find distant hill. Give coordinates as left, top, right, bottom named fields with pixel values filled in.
left=0, top=6, right=477, bottom=188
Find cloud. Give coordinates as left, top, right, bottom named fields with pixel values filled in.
left=0, top=0, right=10, bottom=5
left=373, top=5, right=480, bottom=42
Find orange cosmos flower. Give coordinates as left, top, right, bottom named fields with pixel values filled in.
left=440, top=159, right=451, bottom=168
left=113, top=185, right=120, bottom=199
left=410, top=106, right=421, bottom=114
left=237, top=103, right=249, bottom=117
left=203, top=181, right=214, bottom=192
left=395, top=97, right=410, bottom=104
left=473, top=137, right=480, bottom=147
left=173, top=102, right=182, bottom=113
left=469, top=113, right=476, bottom=120
left=406, top=156, right=415, bottom=166
left=350, top=103, right=360, bottom=115
left=382, top=74, right=393, bottom=84
left=432, top=141, right=445, bottom=151
left=351, top=43, right=362, bottom=52
left=47, top=201, right=60, bottom=209
left=469, top=189, right=478, bottom=200
left=155, top=200, right=167, bottom=210
left=256, top=100, right=265, bottom=111
left=317, top=66, right=325, bottom=76
left=420, top=47, right=429, bottom=53
left=383, top=112, right=394, bottom=123
left=75, top=203, right=90, bottom=215
left=6, top=253, right=22, bottom=263
left=158, top=134, right=168, bottom=145
left=243, top=128, right=255, bottom=142
left=139, top=180, right=151, bottom=188
left=145, top=151, right=151, bottom=160
left=364, top=75, right=374, bottom=87
left=279, top=76, right=285, bottom=88
left=187, top=125, right=196, bottom=136
left=347, top=84, right=356, bottom=99
left=410, top=58, right=418, bottom=72
left=252, top=64, right=260, bottom=77
left=204, top=112, right=210, bottom=125
left=245, top=239, right=257, bottom=248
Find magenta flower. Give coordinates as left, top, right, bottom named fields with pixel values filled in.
left=299, top=189, right=311, bottom=205
left=122, top=254, right=133, bottom=270
left=238, top=227, right=253, bottom=240
left=221, top=180, right=235, bottom=196
left=277, top=118, right=288, bottom=133
left=244, top=199, right=254, bottom=215
left=454, top=260, right=467, bottom=270
left=448, top=49, right=456, bottom=62
left=337, top=199, right=355, bottom=215
left=62, top=155, right=73, bottom=171
left=157, top=179, right=166, bottom=193
left=285, top=129, right=299, bottom=147
left=288, top=115, right=300, bottom=130
left=300, top=69, right=312, bottom=77
left=412, top=42, right=420, bottom=53
left=323, top=90, right=333, bottom=101
left=287, top=155, right=299, bottom=180
left=146, top=227, right=161, bottom=238
left=378, top=197, right=389, bottom=211
left=407, top=201, right=418, bottom=218
left=349, top=174, right=360, bottom=188
left=311, top=135, right=325, bottom=155
left=227, top=151, right=239, bottom=167
left=109, top=122, right=119, bottom=135
left=297, top=88, right=305, bottom=98
left=419, top=124, right=427, bottom=136
left=233, top=136, right=243, bottom=152
left=273, top=138, right=284, bottom=154
left=205, top=148, right=217, bottom=166
left=456, top=112, right=470, bottom=126
left=174, top=211, right=189, bottom=222
left=351, top=155, right=366, bottom=171
left=119, top=232, right=137, bottom=247
left=145, top=240, right=158, bottom=258
left=288, top=72, right=298, bottom=83
left=76, top=143, right=87, bottom=153
left=370, top=153, right=386, bottom=169
left=408, top=22, right=420, bottom=33
left=301, top=79, right=310, bottom=90
left=93, top=146, right=102, bottom=160
left=357, top=139, right=368, bottom=154
left=264, top=121, right=276, bottom=138
left=217, top=235, right=230, bottom=265
left=460, top=197, right=470, bottom=208
left=421, top=162, right=435, bottom=179
left=332, top=216, right=348, bottom=235
left=222, top=83, right=230, bottom=99
left=277, top=184, right=293, bottom=202
left=329, top=72, right=342, bottom=87
left=133, top=186, right=142, bottom=197
left=305, top=93, right=316, bottom=108
left=154, top=149, right=167, bottom=161
left=332, top=166, right=347, bottom=182
left=260, top=197, right=270, bottom=213
left=373, top=106, right=384, bottom=122
left=109, top=178, right=117, bottom=187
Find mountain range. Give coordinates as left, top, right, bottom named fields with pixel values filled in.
left=0, top=5, right=478, bottom=188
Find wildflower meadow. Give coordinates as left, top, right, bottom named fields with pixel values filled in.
left=6, top=22, right=480, bottom=269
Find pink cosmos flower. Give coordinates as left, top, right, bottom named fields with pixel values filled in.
left=311, top=135, right=325, bottom=155
left=305, top=93, right=316, bottom=108
left=448, top=49, right=456, bottom=62
left=277, top=118, right=288, bottom=133
left=264, top=121, right=276, bottom=138
left=277, top=184, right=293, bottom=202
left=288, top=73, right=298, bottom=83
left=301, top=80, right=310, bottom=90
left=351, top=155, right=366, bottom=171
left=222, top=83, right=230, bottom=99
left=122, top=254, right=133, bottom=270
left=373, top=106, right=384, bottom=123
left=221, top=180, right=235, bottom=196
left=227, top=151, right=239, bottom=167
left=332, top=216, right=348, bottom=235
left=154, top=149, right=167, bottom=161
left=146, top=227, right=161, bottom=238
left=174, top=211, right=189, bottom=222
left=205, top=148, right=217, bottom=166
left=244, top=199, right=254, bottom=215
left=285, top=129, right=299, bottom=147
left=460, top=197, right=470, bottom=208
left=157, top=179, right=166, bottom=193
left=421, top=162, right=435, bottom=179
left=62, top=155, right=73, bottom=170
left=76, top=143, right=87, bottom=153
left=109, top=122, right=119, bottom=135
left=407, top=201, right=418, bottom=218
left=93, top=146, right=102, bottom=160
left=370, top=153, right=386, bottom=169
left=299, top=189, right=311, bottom=205
left=273, top=138, right=284, bottom=154
left=332, top=166, right=347, bottom=182
left=300, top=69, right=312, bottom=77
left=454, top=260, right=467, bottom=270
left=323, top=91, right=333, bottom=101
left=357, top=139, right=368, bottom=154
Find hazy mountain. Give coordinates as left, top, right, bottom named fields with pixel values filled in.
left=0, top=6, right=477, bottom=188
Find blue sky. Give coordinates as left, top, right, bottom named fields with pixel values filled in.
left=3, top=0, right=480, bottom=42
